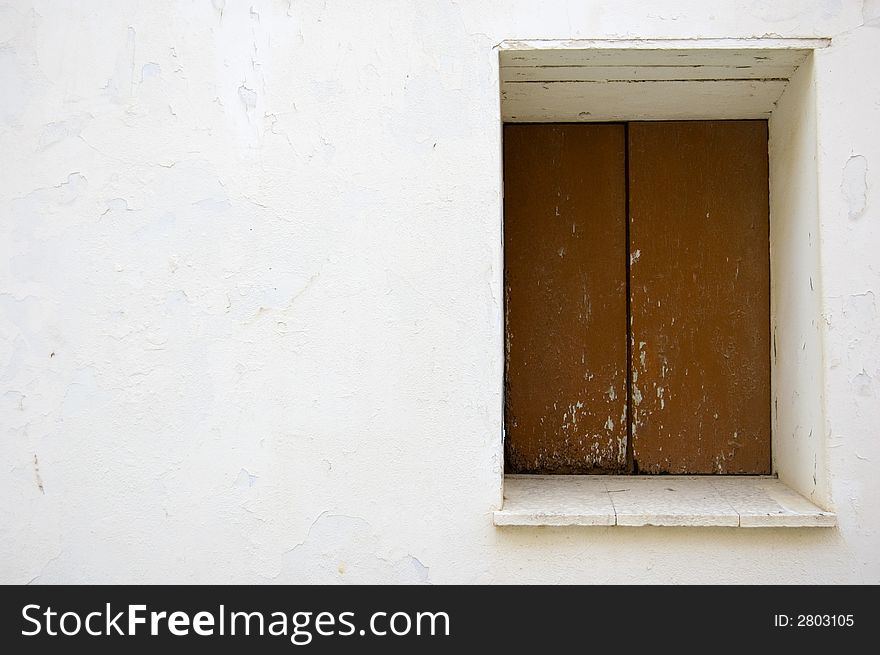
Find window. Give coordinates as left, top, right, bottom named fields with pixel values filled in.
left=504, top=120, right=770, bottom=475
left=495, top=40, right=835, bottom=527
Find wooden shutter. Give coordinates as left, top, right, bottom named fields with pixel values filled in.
left=627, top=120, right=771, bottom=474
left=504, top=124, right=628, bottom=473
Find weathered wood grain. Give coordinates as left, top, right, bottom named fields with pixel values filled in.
left=627, top=120, right=771, bottom=474
left=504, top=124, right=628, bottom=473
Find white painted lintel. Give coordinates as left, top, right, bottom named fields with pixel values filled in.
left=497, top=38, right=831, bottom=51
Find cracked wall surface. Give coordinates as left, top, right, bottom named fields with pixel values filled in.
left=0, top=0, right=878, bottom=583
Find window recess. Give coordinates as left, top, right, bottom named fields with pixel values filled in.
left=495, top=40, right=835, bottom=527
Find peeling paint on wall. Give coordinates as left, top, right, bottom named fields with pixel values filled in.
left=282, top=514, right=430, bottom=585
left=842, top=154, right=868, bottom=219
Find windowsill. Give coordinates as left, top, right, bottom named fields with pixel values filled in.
left=494, top=475, right=836, bottom=528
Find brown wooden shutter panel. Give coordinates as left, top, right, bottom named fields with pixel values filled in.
left=627, top=120, right=771, bottom=474
left=503, top=124, right=628, bottom=473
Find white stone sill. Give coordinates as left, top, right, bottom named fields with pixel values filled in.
left=494, top=475, right=836, bottom=528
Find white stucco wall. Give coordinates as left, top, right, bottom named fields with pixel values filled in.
left=1, top=0, right=878, bottom=584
